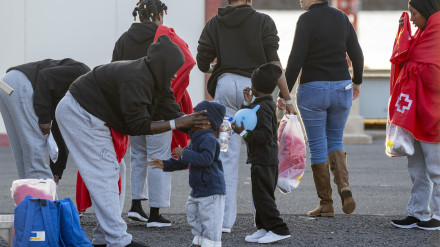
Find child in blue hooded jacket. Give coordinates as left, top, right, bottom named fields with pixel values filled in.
left=149, top=100, right=226, bottom=247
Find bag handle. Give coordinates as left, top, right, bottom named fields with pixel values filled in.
left=19, top=198, right=36, bottom=246
left=39, top=200, right=59, bottom=247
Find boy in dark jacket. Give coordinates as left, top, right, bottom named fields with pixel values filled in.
left=232, top=63, right=290, bottom=244
left=149, top=100, right=226, bottom=247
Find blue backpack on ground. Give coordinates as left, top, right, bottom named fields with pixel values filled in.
left=13, top=195, right=92, bottom=247
left=13, top=196, right=60, bottom=247
left=58, top=198, right=92, bottom=247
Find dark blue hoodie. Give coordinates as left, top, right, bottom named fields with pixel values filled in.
left=163, top=129, right=226, bottom=198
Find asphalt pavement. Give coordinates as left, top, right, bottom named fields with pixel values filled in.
left=1, top=138, right=439, bottom=246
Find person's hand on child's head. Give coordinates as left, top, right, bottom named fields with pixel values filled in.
left=172, top=146, right=184, bottom=157
left=231, top=121, right=245, bottom=134
left=243, top=87, right=253, bottom=103
left=149, top=158, right=164, bottom=169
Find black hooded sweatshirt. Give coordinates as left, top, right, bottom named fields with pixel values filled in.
left=197, top=4, right=280, bottom=98
left=112, top=22, right=158, bottom=62
left=69, top=35, right=185, bottom=136
left=7, top=59, right=90, bottom=124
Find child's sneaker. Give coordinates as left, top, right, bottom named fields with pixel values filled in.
left=257, top=231, right=290, bottom=244
left=391, top=216, right=420, bottom=229
left=245, top=229, right=267, bottom=243
left=146, top=215, right=171, bottom=227
left=416, top=218, right=440, bottom=230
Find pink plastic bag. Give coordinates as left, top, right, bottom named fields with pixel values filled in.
left=277, top=114, right=306, bottom=193
left=10, top=179, right=56, bottom=206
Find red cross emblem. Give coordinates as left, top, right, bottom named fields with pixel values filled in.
left=395, top=93, right=412, bottom=113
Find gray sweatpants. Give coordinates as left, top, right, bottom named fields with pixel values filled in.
left=407, top=140, right=440, bottom=221
left=187, top=194, right=225, bottom=247
left=214, top=73, right=251, bottom=229
left=0, top=71, right=53, bottom=179
left=129, top=131, right=172, bottom=207
left=56, top=92, right=131, bottom=247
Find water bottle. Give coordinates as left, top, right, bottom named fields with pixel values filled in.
left=219, top=117, right=233, bottom=152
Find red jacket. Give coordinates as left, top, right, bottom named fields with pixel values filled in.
left=154, top=25, right=196, bottom=152
left=389, top=12, right=440, bottom=143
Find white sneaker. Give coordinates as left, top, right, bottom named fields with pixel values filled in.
left=128, top=211, right=148, bottom=222
left=257, top=231, right=290, bottom=244
left=245, top=229, right=267, bottom=243
left=221, top=228, right=231, bottom=233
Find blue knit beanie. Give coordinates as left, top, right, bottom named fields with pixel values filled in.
left=193, top=100, right=226, bottom=130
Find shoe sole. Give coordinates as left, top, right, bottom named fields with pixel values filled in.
left=222, top=228, right=231, bottom=233
left=245, top=238, right=260, bottom=243
left=391, top=222, right=418, bottom=229
left=258, top=235, right=291, bottom=244
left=128, top=212, right=148, bottom=222
left=416, top=225, right=440, bottom=231
left=147, top=222, right=171, bottom=228
left=307, top=212, right=335, bottom=217
left=341, top=190, right=356, bottom=214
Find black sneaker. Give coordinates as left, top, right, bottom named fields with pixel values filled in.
left=93, top=245, right=106, bottom=247
left=416, top=218, right=440, bottom=230
left=126, top=241, right=147, bottom=247
left=391, top=216, right=421, bottom=229
left=146, top=215, right=171, bottom=227
left=128, top=201, right=149, bottom=222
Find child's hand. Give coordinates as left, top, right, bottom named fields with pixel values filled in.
left=171, top=146, right=184, bottom=157
left=243, top=87, right=253, bottom=103
left=149, top=158, right=164, bottom=169
left=231, top=121, right=245, bottom=134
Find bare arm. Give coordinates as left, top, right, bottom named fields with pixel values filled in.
left=149, top=110, right=210, bottom=134
left=271, top=61, right=297, bottom=115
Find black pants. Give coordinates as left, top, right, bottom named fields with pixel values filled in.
left=49, top=120, right=69, bottom=179
left=251, top=164, right=290, bottom=236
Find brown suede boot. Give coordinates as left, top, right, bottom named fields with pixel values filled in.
left=308, top=162, right=334, bottom=217
left=328, top=150, right=356, bottom=214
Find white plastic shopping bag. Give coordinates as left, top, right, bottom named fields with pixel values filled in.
left=385, top=121, right=415, bottom=157
left=47, top=133, right=59, bottom=163
left=11, top=179, right=56, bottom=206
left=277, top=114, right=306, bottom=193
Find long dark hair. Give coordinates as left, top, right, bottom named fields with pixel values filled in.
left=132, top=0, right=168, bottom=22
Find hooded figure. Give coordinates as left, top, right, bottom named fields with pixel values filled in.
left=197, top=3, right=280, bottom=98
left=55, top=35, right=206, bottom=247
left=112, top=22, right=158, bottom=62
left=69, top=35, right=184, bottom=136
left=196, top=0, right=294, bottom=236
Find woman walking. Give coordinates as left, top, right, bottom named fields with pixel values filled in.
left=284, top=0, right=364, bottom=217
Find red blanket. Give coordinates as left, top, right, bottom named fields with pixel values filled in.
left=154, top=25, right=196, bottom=152
left=389, top=11, right=440, bottom=143
left=76, top=128, right=128, bottom=213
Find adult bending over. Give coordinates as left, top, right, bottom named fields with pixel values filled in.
left=56, top=36, right=209, bottom=247
left=0, top=59, right=90, bottom=183
left=284, top=0, right=364, bottom=217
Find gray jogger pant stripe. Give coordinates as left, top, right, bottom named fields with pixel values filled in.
left=214, top=73, right=251, bottom=230
left=0, top=70, right=52, bottom=179
left=56, top=92, right=131, bottom=247
left=129, top=130, right=172, bottom=207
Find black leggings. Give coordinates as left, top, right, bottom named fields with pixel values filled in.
left=49, top=120, right=69, bottom=179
